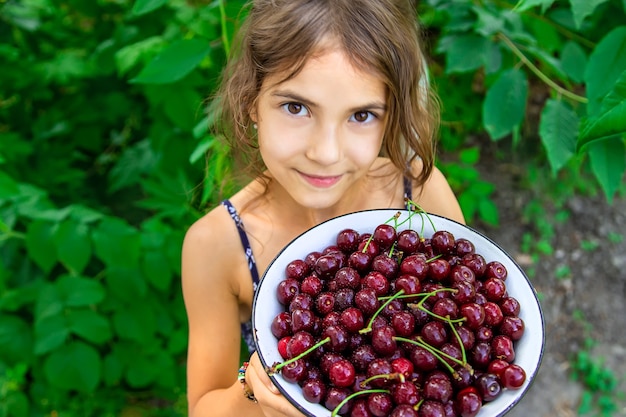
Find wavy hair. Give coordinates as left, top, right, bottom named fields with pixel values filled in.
left=213, top=0, right=439, bottom=192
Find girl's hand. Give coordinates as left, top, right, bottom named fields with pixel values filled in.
left=245, top=352, right=307, bottom=417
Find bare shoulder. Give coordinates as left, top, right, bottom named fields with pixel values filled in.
left=410, top=159, right=466, bottom=224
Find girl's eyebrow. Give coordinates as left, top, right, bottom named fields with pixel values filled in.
left=271, top=89, right=387, bottom=113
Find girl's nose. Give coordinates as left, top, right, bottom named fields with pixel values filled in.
left=305, top=124, right=342, bottom=165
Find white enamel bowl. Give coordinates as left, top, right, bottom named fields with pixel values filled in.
left=252, top=209, right=545, bottom=416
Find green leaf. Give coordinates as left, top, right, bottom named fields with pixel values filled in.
left=578, top=70, right=626, bottom=150
left=459, top=147, right=480, bottom=165
left=539, top=99, right=579, bottom=175
left=4, top=390, right=29, bottom=417
left=103, top=351, right=124, bottom=386
left=131, top=0, right=167, bottom=16
left=67, top=309, right=112, bottom=344
left=34, top=313, right=69, bottom=355
left=92, top=217, right=141, bottom=268
left=43, top=341, right=101, bottom=393
left=585, top=26, right=626, bottom=114
left=113, top=302, right=157, bottom=342
left=0, top=170, right=20, bottom=200
left=25, top=220, right=57, bottom=273
left=56, top=275, right=106, bottom=307
left=0, top=315, right=33, bottom=365
left=478, top=199, right=499, bottom=226
left=115, top=36, right=165, bottom=76
left=141, top=249, right=173, bottom=291
left=560, top=41, right=587, bottom=83
left=106, top=266, right=148, bottom=301
left=438, top=34, right=491, bottom=74
left=588, top=137, right=626, bottom=203
left=126, top=353, right=159, bottom=388
left=130, top=38, right=211, bottom=84
left=569, top=0, right=610, bottom=29
left=53, top=218, right=92, bottom=274
left=483, top=68, right=528, bottom=140
left=513, top=0, right=555, bottom=13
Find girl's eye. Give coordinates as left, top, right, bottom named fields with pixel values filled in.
left=283, top=102, right=308, bottom=116
left=351, top=111, right=376, bottom=123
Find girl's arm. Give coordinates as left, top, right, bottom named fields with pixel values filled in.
left=182, top=211, right=305, bottom=417
left=414, top=166, right=466, bottom=225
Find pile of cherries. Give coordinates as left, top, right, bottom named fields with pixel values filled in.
left=268, top=214, right=526, bottom=417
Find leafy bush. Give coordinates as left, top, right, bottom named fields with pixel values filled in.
left=0, top=0, right=624, bottom=416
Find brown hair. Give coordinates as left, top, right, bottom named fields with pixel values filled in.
left=214, top=0, right=439, bottom=191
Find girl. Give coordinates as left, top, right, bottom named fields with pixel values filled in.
left=182, top=1, right=465, bottom=416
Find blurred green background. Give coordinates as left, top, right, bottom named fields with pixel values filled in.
left=1, top=0, right=625, bottom=416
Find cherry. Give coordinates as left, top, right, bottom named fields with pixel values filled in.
left=483, top=277, right=507, bottom=301
left=335, top=267, right=361, bottom=290
left=491, top=334, right=516, bottom=362
left=373, top=224, right=397, bottom=249
left=285, top=259, right=310, bottom=281
left=367, top=392, right=394, bottom=417
left=459, top=303, right=485, bottom=330
left=281, top=358, right=307, bottom=383
left=461, top=253, right=487, bottom=277
left=349, top=250, right=373, bottom=274
left=324, top=387, right=351, bottom=415
left=390, top=381, right=421, bottom=407
left=363, top=271, right=390, bottom=296
left=286, top=331, right=315, bottom=358
left=499, top=316, right=525, bottom=341
left=391, top=404, right=419, bottom=417
left=391, top=357, right=414, bottom=379
left=395, top=274, right=422, bottom=296
left=454, top=386, right=482, bottom=417
left=304, top=251, right=322, bottom=269
left=333, top=288, right=355, bottom=310
left=291, top=309, right=316, bottom=333
left=300, top=275, right=324, bottom=296
left=431, top=230, right=456, bottom=255
left=499, top=296, right=521, bottom=317
left=315, top=253, right=342, bottom=278
left=352, top=399, right=374, bottom=417
left=355, top=287, right=380, bottom=316
left=351, top=344, right=377, bottom=372
left=322, top=325, right=350, bottom=352
left=276, top=278, right=300, bottom=305
left=301, top=378, right=327, bottom=403
left=410, top=346, right=438, bottom=372
left=397, top=229, right=420, bottom=254
left=449, top=264, right=476, bottom=285
left=432, top=298, right=459, bottom=320
left=289, top=293, right=313, bottom=312
left=372, top=325, right=398, bottom=356
left=372, top=253, right=399, bottom=279
left=358, top=238, right=381, bottom=257
left=454, top=238, right=475, bottom=257
left=423, top=373, right=454, bottom=403
left=366, top=358, right=394, bottom=388
left=487, top=358, right=510, bottom=379
left=277, top=336, right=290, bottom=359
left=417, top=400, right=446, bottom=417
left=502, top=363, right=526, bottom=389
left=428, top=258, right=451, bottom=282
left=485, top=260, right=508, bottom=281
left=391, top=310, right=416, bottom=337
left=340, top=307, right=365, bottom=333
left=482, top=301, right=504, bottom=327
left=329, top=358, right=356, bottom=387
left=475, top=373, right=501, bottom=402
left=400, top=253, right=429, bottom=280
left=336, top=228, right=360, bottom=253
left=271, top=311, right=292, bottom=339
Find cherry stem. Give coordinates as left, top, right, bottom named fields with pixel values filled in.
left=331, top=389, right=389, bottom=417
left=448, top=322, right=468, bottom=364
left=360, top=289, right=405, bottom=334
left=394, top=336, right=460, bottom=374
left=269, top=337, right=330, bottom=374
left=361, top=372, right=405, bottom=388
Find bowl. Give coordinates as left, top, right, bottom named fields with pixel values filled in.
left=252, top=209, right=545, bottom=416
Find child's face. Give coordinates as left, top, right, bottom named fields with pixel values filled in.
left=253, top=46, right=388, bottom=209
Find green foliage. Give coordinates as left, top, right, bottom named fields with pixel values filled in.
left=0, top=0, right=245, bottom=415
left=421, top=0, right=626, bottom=219
left=1, top=0, right=625, bottom=415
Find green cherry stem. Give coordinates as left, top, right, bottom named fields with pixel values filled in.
left=361, top=372, right=405, bottom=388
left=394, top=336, right=462, bottom=374
left=331, top=389, right=389, bottom=417
left=268, top=337, right=330, bottom=374
left=360, top=289, right=405, bottom=334
left=448, top=322, right=468, bottom=364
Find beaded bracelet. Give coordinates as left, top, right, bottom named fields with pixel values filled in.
left=238, top=362, right=258, bottom=403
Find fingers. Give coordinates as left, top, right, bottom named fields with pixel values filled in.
left=246, top=353, right=307, bottom=417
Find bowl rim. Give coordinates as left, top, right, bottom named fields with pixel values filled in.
left=252, top=208, right=546, bottom=417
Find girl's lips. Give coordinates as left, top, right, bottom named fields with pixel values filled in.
left=299, top=172, right=343, bottom=188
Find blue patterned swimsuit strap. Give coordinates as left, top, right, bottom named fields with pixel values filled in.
left=403, top=176, right=413, bottom=209
left=221, top=199, right=259, bottom=354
